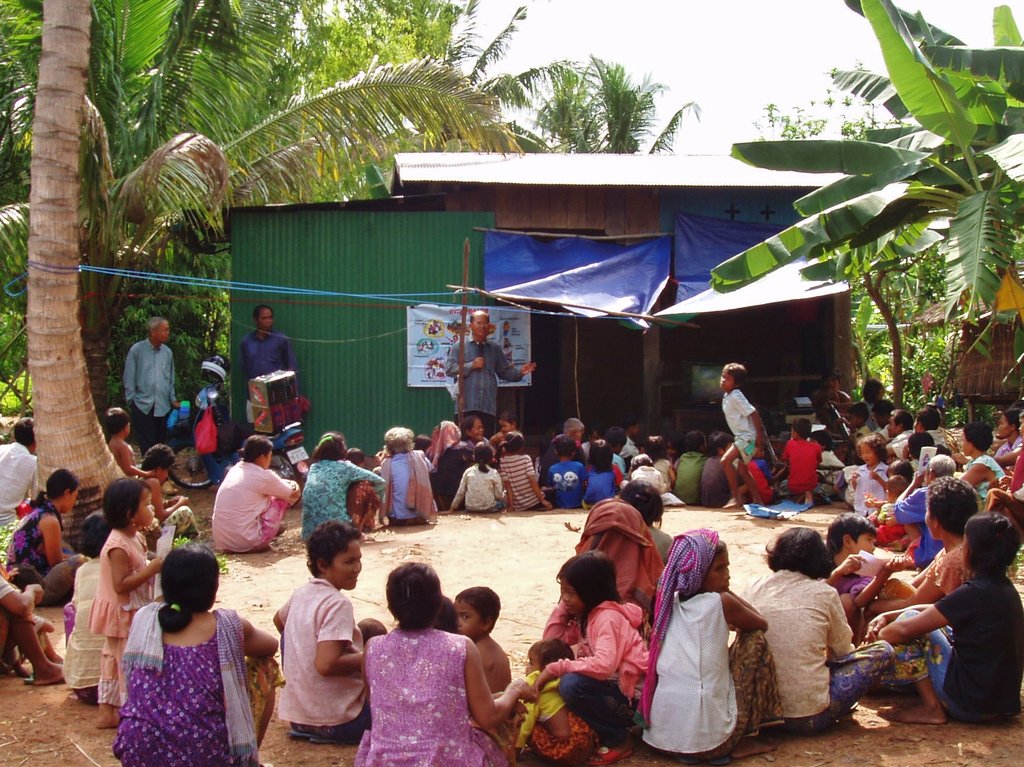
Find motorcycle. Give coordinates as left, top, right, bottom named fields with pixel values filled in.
left=167, top=356, right=308, bottom=490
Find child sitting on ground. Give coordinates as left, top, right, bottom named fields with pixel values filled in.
left=498, top=432, right=552, bottom=512
left=541, top=551, right=650, bottom=764
left=139, top=445, right=199, bottom=539
left=547, top=435, right=587, bottom=510
left=779, top=418, right=822, bottom=505
left=673, top=431, right=707, bottom=505
left=583, top=440, right=619, bottom=508
left=104, top=407, right=152, bottom=480
left=719, top=363, right=764, bottom=507
left=603, top=427, right=629, bottom=478
left=700, top=432, right=734, bottom=508
left=452, top=443, right=506, bottom=513
left=849, top=433, right=888, bottom=516
left=905, top=431, right=935, bottom=470
left=644, top=436, right=674, bottom=490
left=826, top=513, right=910, bottom=642
left=275, top=521, right=369, bottom=744
left=455, top=586, right=511, bottom=693
left=518, top=639, right=597, bottom=766
left=627, top=454, right=666, bottom=494
left=866, top=461, right=914, bottom=549
left=489, top=410, right=519, bottom=459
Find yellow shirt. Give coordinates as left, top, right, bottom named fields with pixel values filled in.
left=517, top=670, right=567, bottom=747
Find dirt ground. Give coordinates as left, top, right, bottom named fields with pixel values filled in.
left=1, top=490, right=1021, bottom=767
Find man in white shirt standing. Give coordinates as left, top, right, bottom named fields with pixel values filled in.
left=0, top=417, right=37, bottom=526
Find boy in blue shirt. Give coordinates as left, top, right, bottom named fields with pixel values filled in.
left=547, top=435, right=587, bottom=509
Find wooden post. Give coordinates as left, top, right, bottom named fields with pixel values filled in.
left=457, top=238, right=470, bottom=425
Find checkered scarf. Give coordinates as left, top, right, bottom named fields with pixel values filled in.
left=639, top=528, right=720, bottom=724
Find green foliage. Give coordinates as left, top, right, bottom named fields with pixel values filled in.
left=0, top=522, right=12, bottom=558
left=533, top=56, right=699, bottom=154
left=173, top=535, right=229, bottom=573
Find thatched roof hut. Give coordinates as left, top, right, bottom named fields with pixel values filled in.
left=954, top=321, right=1024, bottom=402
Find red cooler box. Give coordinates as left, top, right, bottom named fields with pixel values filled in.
left=249, top=371, right=299, bottom=433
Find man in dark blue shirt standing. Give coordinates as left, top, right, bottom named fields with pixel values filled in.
left=240, top=305, right=298, bottom=420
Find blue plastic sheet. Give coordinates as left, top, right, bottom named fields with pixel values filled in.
left=744, top=500, right=813, bottom=519
left=674, top=213, right=783, bottom=302
left=483, top=231, right=671, bottom=319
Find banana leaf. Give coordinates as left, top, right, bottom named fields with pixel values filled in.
left=731, top=139, right=929, bottom=174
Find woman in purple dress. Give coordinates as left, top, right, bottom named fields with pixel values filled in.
left=113, top=545, right=279, bottom=767
left=355, top=562, right=535, bottom=767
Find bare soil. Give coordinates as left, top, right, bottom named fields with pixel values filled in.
left=0, top=490, right=1020, bottom=766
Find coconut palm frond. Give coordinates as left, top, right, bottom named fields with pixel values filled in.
left=470, top=5, right=527, bottom=83
left=225, top=58, right=515, bottom=165
left=0, top=203, right=28, bottom=268
left=649, top=101, right=701, bottom=154
left=116, top=133, right=229, bottom=235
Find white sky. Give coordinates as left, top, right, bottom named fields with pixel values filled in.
left=472, top=0, right=1024, bottom=153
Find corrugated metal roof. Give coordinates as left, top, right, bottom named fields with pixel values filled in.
left=394, top=152, right=842, bottom=189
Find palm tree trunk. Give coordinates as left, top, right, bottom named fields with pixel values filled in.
left=27, top=0, right=121, bottom=546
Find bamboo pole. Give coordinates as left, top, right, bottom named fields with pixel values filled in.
left=457, top=239, right=470, bottom=425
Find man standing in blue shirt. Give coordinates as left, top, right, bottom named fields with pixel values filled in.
left=240, top=304, right=298, bottom=382
left=123, top=317, right=178, bottom=455
left=445, top=309, right=535, bottom=437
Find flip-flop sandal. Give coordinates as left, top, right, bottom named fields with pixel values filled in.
left=287, top=730, right=339, bottom=745
left=586, top=745, right=634, bottom=765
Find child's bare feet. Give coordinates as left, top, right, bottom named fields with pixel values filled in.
left=723, top=497, right=742, bottom=509
left=96, top=703, right=120, bottom=729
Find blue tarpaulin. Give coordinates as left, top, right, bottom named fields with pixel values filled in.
left=483, top=231, right=671, bottom=318
left=674, top=213, right=783, bottom=302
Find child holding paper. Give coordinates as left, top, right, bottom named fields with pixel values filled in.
left=826, top=514, right=911, bottom=642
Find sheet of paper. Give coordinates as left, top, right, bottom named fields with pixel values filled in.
left=156, top=525, right=176, bottom=558
left=856, top=550, right=886, bottom=577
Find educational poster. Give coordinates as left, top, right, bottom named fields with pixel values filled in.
left=407, top=304, right=532, bottom=388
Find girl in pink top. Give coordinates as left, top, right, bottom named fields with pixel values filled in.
left=538, top=552, right=648, bottom=765
left=89, top=478, right=163, bottom=729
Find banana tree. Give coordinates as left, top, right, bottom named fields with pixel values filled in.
left=1, top=0, right=515, bottom=411
left=711, top=0, right=1024, bottom=398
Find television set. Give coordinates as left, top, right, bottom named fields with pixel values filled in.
left=689, top=363, right=722, bottom=404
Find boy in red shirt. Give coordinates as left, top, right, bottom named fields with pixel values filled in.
left=781, top=418, right=823, bottom=504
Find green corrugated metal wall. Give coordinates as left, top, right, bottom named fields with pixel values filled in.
left=229, top=209, right=494, bottom=451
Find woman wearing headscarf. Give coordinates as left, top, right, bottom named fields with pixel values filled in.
left=641, top=530, right=782, bottom=763
left=428, top=419, right=478, bottom=510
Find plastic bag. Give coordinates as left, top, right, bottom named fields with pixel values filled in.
left=194, top=407, right=217, bottom=455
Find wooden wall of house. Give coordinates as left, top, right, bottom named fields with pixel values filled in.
left=412, top=183, right=661, bottom=235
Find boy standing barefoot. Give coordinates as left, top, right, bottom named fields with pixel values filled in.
left=719, top=363, right=764, bottom=507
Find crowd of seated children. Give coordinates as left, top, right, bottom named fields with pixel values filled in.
left=454, top=586, right=511, bottom=693
left=427, top=419, right=475, bottom=510
left=539, top=419, right=586, bottom=490
left=451, top=443, right=506, bottom=513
